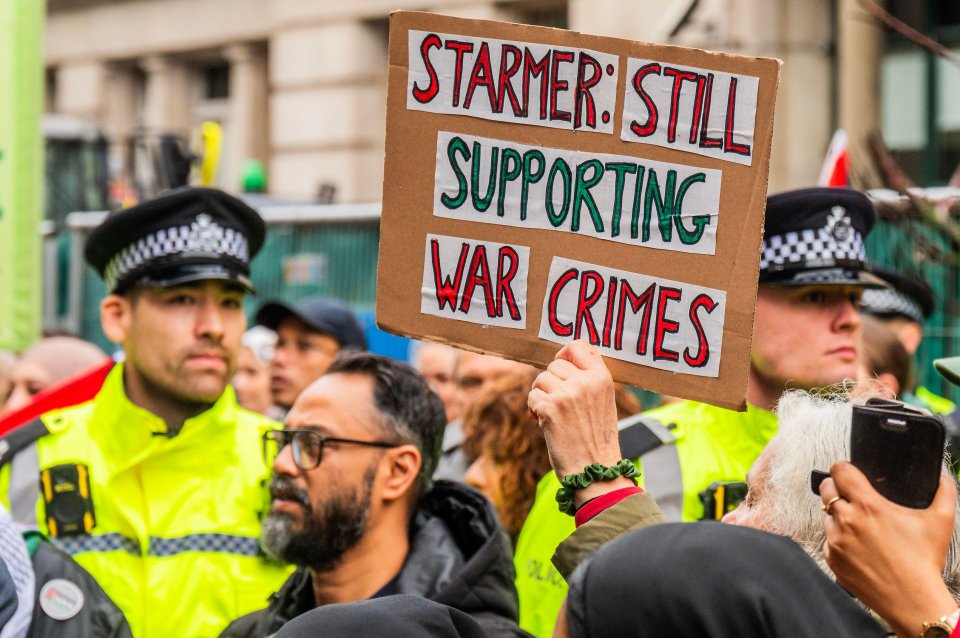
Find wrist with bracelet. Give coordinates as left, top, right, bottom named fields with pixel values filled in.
left=556, top=459, right=640, bottom=516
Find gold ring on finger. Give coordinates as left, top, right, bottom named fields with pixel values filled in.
left=822, top=496, right=842, bottom=514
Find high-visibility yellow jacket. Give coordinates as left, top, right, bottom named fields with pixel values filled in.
left=910, top=386, right=956, bottom=415
left=512, top=400, right=777, bottom=638
left=0, top=364, right=293, bottom=638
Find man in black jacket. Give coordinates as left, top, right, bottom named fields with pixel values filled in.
left=220, top=352, right=525, bottom=637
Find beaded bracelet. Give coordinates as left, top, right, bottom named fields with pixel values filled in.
left=556, top=459, right=640, bottom=516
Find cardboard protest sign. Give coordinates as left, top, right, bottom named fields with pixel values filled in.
left=377, top=11, right=781, bottom=410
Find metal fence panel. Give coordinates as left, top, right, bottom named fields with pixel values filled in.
left=866, top=218, right=960, bottom=402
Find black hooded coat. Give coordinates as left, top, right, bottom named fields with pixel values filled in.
left=565, top=522, right=887, bottom=638
left=273, top=595, right=488, bottom=638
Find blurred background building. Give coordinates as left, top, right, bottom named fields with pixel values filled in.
left=44, top=0, right=958, bottom=202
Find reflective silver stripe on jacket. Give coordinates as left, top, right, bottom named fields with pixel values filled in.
left=56, top=533, right=141, bottom=556
left=617, top=414, right=684, bottom=522
left=148, top=534, right=261, bottom=557
left=55, top=532, right=261, bottom=557
left=8, top=443, right=39, bottom=525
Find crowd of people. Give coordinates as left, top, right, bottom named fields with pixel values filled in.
left=0, top=182, right=956, bottom=638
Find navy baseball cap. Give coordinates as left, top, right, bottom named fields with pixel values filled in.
left=255, top=297, right=367, bottom=351
left=85, top=187, right=265, bottom=295
left=759, top=187, right=883, bottom=288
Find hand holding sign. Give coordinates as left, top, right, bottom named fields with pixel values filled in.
left=529, top=341, right=634, bottom=507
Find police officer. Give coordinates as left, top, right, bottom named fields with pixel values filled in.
left=860, top=265, right=960, bottom=471
left=859, top=266, right=951, bottom=410
left=512, top=187, right=884, bottom=637
left=0, top=188, right=291, bottom=638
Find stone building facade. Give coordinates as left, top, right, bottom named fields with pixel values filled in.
left=45, top=0, right=885, bottom=202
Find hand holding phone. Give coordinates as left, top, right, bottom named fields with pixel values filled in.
left=819, top=462, right=957, bottom=638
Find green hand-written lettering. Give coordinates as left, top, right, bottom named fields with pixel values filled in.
left=441, top=136, right=715, bottom=247
left=440, top=136, right=470, bottom=210
left=471, top=141, right=498, bottom=212
left=545, top=159, right=571, bottom=227
left=520, top=150, right=545, bottom=221
left=642, top=168, right=676, bottom=243
left=630, top=165, right=646, bottom=240
left=497, top=147, right=522, bottom=218
left=604, top=162, right=637, bottom=238
left=572, top=159, right=604, bottom=233
left=675, top=172, right=710, bottom=244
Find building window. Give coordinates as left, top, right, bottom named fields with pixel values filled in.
left=45, top=67, right=57, bottom=113
left=203, top=63, right=230, bottom=100
left=880, top=3, right=960, bottom=185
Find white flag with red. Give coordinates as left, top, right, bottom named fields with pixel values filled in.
left=818, top=129, right=849, bottom=187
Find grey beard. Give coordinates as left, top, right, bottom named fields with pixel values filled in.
left=261, top=467, right=375, bottom=573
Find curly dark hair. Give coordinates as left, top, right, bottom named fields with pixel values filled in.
left=461, top=373, right=643, bottom=542
left=460, top=371, right=549, bottom=543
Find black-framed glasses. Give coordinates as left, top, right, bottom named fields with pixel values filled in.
left=262, top=429, right=400, bottom=472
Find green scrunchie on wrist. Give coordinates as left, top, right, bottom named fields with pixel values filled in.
left=556, top=459, right=640, bottom=516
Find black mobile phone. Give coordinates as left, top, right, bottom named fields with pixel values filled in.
left=849, top=398, right=945, bottom=509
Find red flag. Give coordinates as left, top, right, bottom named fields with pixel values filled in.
left=0, top=359, right=113, bottom=437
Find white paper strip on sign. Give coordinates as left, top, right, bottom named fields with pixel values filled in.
left=620, top=58, right=759, bottom=166
left=538, top=256, right=726, bottom=377
left=407, top=30, right=619, bottom=133
left=434, top=131, right=722, bottom=255
left=421, top=233, right=531, bottom=329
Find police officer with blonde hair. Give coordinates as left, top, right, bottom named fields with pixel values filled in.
left=0, top=188, right=290, bottom=638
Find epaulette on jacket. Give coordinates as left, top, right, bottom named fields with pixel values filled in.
left=0, top=418, right=50, bottom=468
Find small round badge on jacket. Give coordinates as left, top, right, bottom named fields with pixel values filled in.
left=39, top=579, right=85, bottom=620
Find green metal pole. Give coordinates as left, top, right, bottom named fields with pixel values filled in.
left=0, top=0, right=44, bottom=351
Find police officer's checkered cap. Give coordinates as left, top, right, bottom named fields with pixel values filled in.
left=84, top=187, right=265, bottom=294
left=860, top=265, right=935, bottom=324
left=759, top=230, right=866, bottom=272
left=759, top=188, right=875, bottom=284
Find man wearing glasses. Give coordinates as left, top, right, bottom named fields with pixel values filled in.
left=0, top=188, right=291, bottom=637
left=220, top=352, right=526, bottom=638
